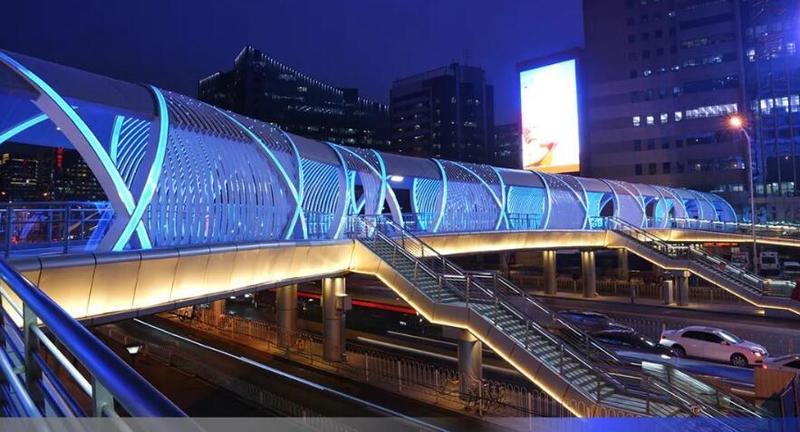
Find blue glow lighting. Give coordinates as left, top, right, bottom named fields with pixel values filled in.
left=431, top=159, right=447, bottom=233
left=0, top=113, right=49, bottom=145
left=108, top=115, right=124, bottom=164
left=112, top=86, right=170, bottom=251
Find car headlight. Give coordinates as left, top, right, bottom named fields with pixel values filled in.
left=752, top=351, right=764, bottom=357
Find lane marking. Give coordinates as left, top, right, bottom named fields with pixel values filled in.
left=133, top=319, right=451, bottom=432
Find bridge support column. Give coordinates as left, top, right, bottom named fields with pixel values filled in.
left=457, top=329, right=482, bottom=399
left=581, top=250, right=596, bottom=298
left=676, top=271, right=690, bottom=306
left=276, top=284, right=298, bottom=348
left=211, top=299, right=225, bottom=319
left=322, top=277, right=349, bottom=362
left=543, top=250, right=557, bottom=295
left=617, top=248, right=629, bottom=281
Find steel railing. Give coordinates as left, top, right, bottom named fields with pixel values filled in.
left=0, top=257, right=184, bottom=418
left=349, top=215, right=761, bottom=419
left=609, top=217, right=796, bottom=298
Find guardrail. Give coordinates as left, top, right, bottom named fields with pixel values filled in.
left=0, top=257, right=184, bottom=418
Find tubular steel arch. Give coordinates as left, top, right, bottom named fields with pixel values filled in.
left=0, top=50, right=741, bottom=251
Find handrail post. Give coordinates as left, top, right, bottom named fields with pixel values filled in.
left=437, top=275, right=443, bottom=303
left=4, top=207, right=12, bottom=258
left=92, top=377, right=114, bottom=417
left=63, top=205, right=71, bottom=254
left=559, top=343, right=564, bottom=375
left=22, top=304, right=44, bottom=410
left=466, top=274, right=470, bottom=305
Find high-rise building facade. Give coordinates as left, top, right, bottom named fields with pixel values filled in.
left=493, top=122, right=521, bottom=168
left=389, top=63, right=495, bottom=163
left=582, top=0, right=749, bottom=211
left=741, top=0, right=800, bottom=221
left=0, top=143, right=105, bottom=202
left=198, top=46, right=390, bottom=149
left=582, top=0, right=799, bottom=220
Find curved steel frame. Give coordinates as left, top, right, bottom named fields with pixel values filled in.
left=0, top=50, right=738, bottom=251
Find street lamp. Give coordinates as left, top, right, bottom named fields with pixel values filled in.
left=728, top=114, right=758, bottom=276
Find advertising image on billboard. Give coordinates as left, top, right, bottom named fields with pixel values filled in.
left=520, top=59, right=580, bottom=173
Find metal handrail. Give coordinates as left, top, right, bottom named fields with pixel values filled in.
left=609, top=216, right=794, bottom=297
left=358, top=216, right=666, bottom=405
left=0, top=258, right=185, bottom=417
left=359, top=215, right=764, bottom=417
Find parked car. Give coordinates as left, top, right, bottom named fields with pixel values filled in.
left=659, top=326, right=768, bottom=367
left=557, top=310, right=623, bottom=333
left=765, top=354, right=800, bottom=374
left=591, top=328, right=673, bottom=357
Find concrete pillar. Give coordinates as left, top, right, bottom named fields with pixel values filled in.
left=581, top=250, right=597, bottom=298
left=542, top=250, right=557, bottom=295
left=499, top=252, right=510, bottom=277
left=676, top=271, right=690, bottom=306
left=322, top=277, right=348, bottom=362
left=617, top=248, right=629, bottom=281
left=276, top=284, right=298, bottom=348
left=211, top=299, right=226, bottom=317
left=457, top=329, right=482, bottom=399
left=661, top=279, right=675, bottom=305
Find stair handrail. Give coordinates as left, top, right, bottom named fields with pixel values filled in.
left=365, top=215, right=765, bottom=417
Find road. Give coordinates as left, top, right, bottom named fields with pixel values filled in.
left=106, top=317, right=499, bottom=431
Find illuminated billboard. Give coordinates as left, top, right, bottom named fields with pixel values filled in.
left=520, top=59, right=580, bottom=173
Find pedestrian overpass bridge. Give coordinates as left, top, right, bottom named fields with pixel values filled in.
left=0, top=49, right=790, bottom=421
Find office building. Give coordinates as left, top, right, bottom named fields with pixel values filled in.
left=390, top=63, right=495, bottom=163
left=0, top=143, right=104, bottom=202
left=493, top=122, right=521, bottom=168
left=581, top=0, right=799, bottom=220
left=582, top=0, right=748, bottom=211
left=741, top=0, right=800, bottom=221
left=198, top=46, right=390, bottom=149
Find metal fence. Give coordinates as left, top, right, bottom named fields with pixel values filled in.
left=511, top=274, right=745, bottom=304
left=184, top=308, right=572, bottom=418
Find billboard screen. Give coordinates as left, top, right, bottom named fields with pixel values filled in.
left=520, top=59, right=580, bottom=173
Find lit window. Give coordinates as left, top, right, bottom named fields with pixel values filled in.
left=632, top=116, right=641, bottom=127
left=674, top=111, right=683, bottom=122
left=660, top=113, right=668, bottom=124
left=646, top=115, right=654, bottom=125
left=643, top=69, right=652, bottom=77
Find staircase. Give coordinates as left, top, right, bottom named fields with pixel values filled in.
left=608, top=217, right=798, bottom=312
left=350, top=216, right=763, bottom=420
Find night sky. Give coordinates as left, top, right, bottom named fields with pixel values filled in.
left=0, top=0, right=582, bottom=124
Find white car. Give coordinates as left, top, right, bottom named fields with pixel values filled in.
left=659, top=326, right=768, bottom=367
left=765, top=354, right=800, bottom=374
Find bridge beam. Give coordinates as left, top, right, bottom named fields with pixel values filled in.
left=322, top=277, right=348, bottom=362
left=542, top=250, right=557, bottom=295
left=276, top=284, right=298, bottom=348
left=581, top=250, right=596, bottom=298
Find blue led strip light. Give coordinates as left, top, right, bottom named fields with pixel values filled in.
left=219, top=110, right=305, bottom=240
left=276, top=129, right=307, bottom=238
left=431, top=159, right=447, bottom=233
left=327, top=143, right=351, bottom=239
left=109, top=115, right=124, bottom=164
left=0, top=51, right=140, bottom=249
left=0, top=113, right=49, bottom=144
left=452, top=161, right=506, bottom=231
left=529, top=170, right=553, bottom=230
left=111, top=86, right=171, bottom=251
left=332, top=144, right=388, bottom=215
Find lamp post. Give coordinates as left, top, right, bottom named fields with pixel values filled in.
left=728, top=114, right=758, bottom=276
